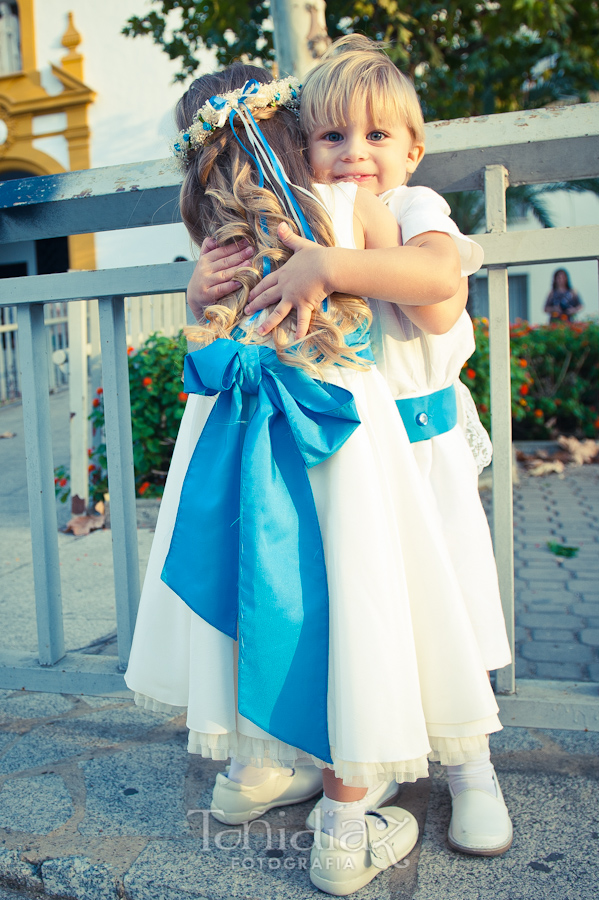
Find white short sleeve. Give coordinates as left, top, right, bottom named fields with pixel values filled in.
left=383, top=185, right=484, bottom=277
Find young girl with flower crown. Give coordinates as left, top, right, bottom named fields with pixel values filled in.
left=189, top=38, right=513, bottom=865
left=126, top=61, right=507, bottom=896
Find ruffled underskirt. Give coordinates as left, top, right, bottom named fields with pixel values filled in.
left=134, top=691, right=493, bottom=788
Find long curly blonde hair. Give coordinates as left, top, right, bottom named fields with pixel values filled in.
left=176, top=63, right=372, bottom=376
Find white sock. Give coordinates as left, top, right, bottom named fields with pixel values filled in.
left=319, top=796, right=367, bottom=847
left=446, top=746, right=497, bottom=797
left=227, top=760, right=293, bottom=787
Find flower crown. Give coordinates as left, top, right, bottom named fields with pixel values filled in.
left=172, top=76, right=302, bottom=159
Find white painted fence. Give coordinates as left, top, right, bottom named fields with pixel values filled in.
left=0, top=102, right=597, bottom=730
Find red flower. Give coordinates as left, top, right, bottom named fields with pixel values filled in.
left=518, top=359, right=527, bottom=368
left=96, top=387, right=103, bottom=395
left=534, top=409, right=544, bottom=419
left=479, top=403, right=488, bottom=413
left=59, top=478, right=67, bottom=487
left=138, top=481, right=150, bottom=496
left=178, top=392, right=188, bottom=402
left=92, top=398, right=100, bottom=407
left=519, top=384, right=529, bottom=396
left=466, top=368, right=476, bottom=379
left=595, top=418, right=599, bottom=430
left=88, top=448, right=93, bottom=457
left=88, top=464, right=95, bottom=472
left=142, top=377, right=152, bottom=387
left=127, top=346, right=134, bottom=355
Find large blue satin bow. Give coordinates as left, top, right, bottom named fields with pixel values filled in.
left=162, top=340, right=361, bottom=764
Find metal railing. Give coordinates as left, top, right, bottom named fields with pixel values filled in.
left=1, top=102, right=598, bottom=729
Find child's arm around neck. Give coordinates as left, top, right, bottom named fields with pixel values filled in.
left=245, top=187, right=462, bottom=337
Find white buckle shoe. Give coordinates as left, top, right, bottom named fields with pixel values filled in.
left=210, top=765, right=323, bottom=825
left=448, top=772, right=513, bottom=856
left=310, top=806, right=418, bottom=896
left=305, top=778, right=399, bottom=831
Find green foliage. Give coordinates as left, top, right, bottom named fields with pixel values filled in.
left=123, top=1, right=599, bottom=120
left=56, top=333, right=188, bottom=506
left=463, top=318, right=599, bottom=439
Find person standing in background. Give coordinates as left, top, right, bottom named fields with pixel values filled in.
left=544, top=269, right=582, bottom=323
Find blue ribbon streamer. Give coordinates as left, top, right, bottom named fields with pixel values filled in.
left=162, top=340, right=362, bottom=763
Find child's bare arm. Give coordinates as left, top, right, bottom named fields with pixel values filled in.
left=245, top=224, right=461, bottom=335
left=398, top=276, right=469, bottom=335
left=186, top=237, right=254, bottom=321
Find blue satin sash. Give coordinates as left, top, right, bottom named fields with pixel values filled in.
left=162, top=340, right=362, bottom=763
left=395, top=384, right=457, bottom=443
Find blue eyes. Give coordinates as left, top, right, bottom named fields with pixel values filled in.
left=322, top=131, right=386, bottom=143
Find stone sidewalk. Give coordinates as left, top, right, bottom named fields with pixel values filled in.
left=480, top=464, right=599, bottom=683
left=0, top=688, right=598, bottom=900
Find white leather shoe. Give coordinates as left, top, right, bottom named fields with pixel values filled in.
left=310, top=806, right=418, bottom=896
left=305, top=778, right=398, bottom=831
left=210, top=765, right=323, bottom=825
left=448, top=772, right=513, bottom=856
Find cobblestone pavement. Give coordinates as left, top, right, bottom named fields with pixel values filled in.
left=480, top=464, right=599, bottom=682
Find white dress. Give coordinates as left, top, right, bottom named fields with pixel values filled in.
left=125, top=184, right=502, bottom=788
left=368, top=185, right=511, bottom=671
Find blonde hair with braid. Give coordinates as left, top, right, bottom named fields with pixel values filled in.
left=176, top=63, right=372, bottom=376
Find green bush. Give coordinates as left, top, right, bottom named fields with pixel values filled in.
left=88, top=332, right=188, bottom=501
left=463, top=318, right=599, bottom=439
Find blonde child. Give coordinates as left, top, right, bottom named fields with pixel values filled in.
left=192, top=40, right=513, bottom=860
left=126, top=62, right=506, bottom=895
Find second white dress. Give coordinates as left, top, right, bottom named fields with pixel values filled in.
left=125, top=183, right=503, bottom=788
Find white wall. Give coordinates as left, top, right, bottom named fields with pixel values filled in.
left=34, top=0, right=217, bottom=269
left=508, top=189, right=599, bottom=324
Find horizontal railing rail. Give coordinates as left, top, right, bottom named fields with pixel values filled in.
left=0, top=102, right=598, bottom=725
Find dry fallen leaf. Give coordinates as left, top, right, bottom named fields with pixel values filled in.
left=0, top=431, right=16, bottom=439
left=65, top=514, right=105, bottom=536
left=557, top=436, right=599, bottom=466
left=528, top=460, right=565, bottom=477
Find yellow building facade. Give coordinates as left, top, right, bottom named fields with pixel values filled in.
left=0, top=0, right=95, bottom=269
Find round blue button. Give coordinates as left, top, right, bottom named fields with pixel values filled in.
left=415, top=412, right=429, bottom=427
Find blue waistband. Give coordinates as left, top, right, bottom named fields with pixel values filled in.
left=396, top=384, right=457, bottom=443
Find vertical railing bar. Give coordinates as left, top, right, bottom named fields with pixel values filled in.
left=16, top=302, right=65, bottom=665
left=98, top=295, right=140, bottom=670
left=484, top=164, right=516, bottom=695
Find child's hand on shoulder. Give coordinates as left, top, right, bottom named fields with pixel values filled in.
left=187, top=237, right=254, bottom=321
left=244, top=223, right=331, bottom=340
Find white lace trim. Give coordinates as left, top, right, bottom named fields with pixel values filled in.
left=133, top=692, right=187, bottom=715
left=132, top=694, right=494, bottom=787
left=457, top=380, right=493, bottom=474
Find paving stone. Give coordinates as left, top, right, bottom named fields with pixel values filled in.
left=530, top=628, right=580, bottom=642
left=588, top=663, right=599, bottom=681
left=124, top=835, right=354, bottom=900
left=42, top=856, right=117, bottom=900
left=534, top=661, right=587, bottom=680
left=522, top=580, right=574, bottom=593
left=523, top=603, right=571, bottom=614
left=515, top=590, right=570, bottom=605
left=523, top=568, right=569, bottom=582
left=517, top=613, right=585, bottom=629
left=537, top=729, right=599, bottom=756
left=0, top=775, right=73, bottom=834
left=412, top=770, right=599, bottom=900
left=0, top=848, right=43, bottom=891
left=586, top=617, right=599, bottom=627
left=0, top=706, right=176, bottom=775
left=78, top=741, right=190, bottom=836
left=571, top=602, right=599, bottom=617
left=0, top=691, right=75, bottom=724
left=489, top=728, right=543, bottom=753
left=580, top=628, right=599, bottom=647
left=514, top=625, right=529, bottom=641
left=519, top=642, right=593, bottom=664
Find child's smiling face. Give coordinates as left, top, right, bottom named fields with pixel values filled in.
left=308, top=112, right=424, bottom=196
